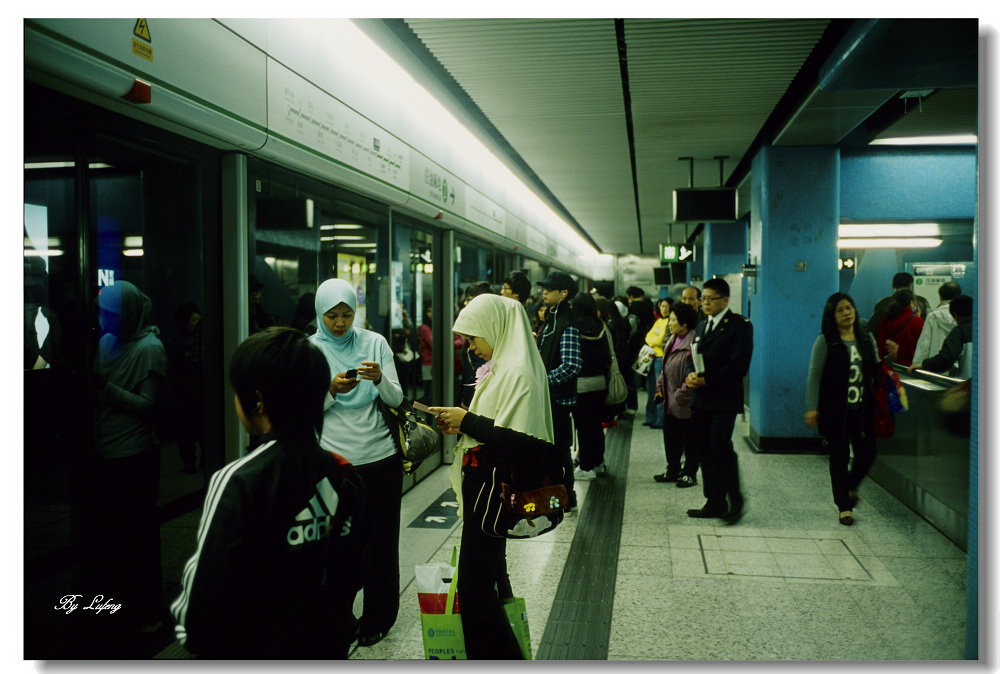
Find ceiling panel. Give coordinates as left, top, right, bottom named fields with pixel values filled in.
left=400, top=18, right=975, bottom=258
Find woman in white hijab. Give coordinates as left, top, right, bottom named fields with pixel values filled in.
left=431, top=294, right=558, bottom=659
left=309, top=278, right=403, bottom=647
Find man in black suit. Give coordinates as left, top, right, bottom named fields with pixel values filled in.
left=684, top=278, right=753, bottom=523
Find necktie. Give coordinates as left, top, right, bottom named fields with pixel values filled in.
left=705, top=319, right=714, bottom=336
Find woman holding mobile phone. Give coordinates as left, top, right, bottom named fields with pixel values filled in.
left=430, top=294, right=559, bottom=659
left=309, top=278, right=404, bottom=648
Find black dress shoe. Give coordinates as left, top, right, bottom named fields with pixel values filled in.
left=358, top=631, right=388, bottom=647
left=687, top=507, right=726, bottom=519
left=723, top=499, right=745, bottom=524
left=654, top=472, right=679, bottom=483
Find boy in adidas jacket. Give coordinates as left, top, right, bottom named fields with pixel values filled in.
left=171, top=327, right=367, bottom=658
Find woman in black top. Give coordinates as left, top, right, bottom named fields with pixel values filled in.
left=804, top=293, right=879, bottom=526
left=570, top=292, right=612, bottom=478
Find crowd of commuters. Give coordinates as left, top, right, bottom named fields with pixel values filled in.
left=111, top=264, right=970, bottom=659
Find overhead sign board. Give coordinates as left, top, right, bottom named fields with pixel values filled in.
left=659, top=243, right=695, bottom=263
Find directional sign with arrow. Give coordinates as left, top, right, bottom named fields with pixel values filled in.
left=408, top=489, right=461, bottom=529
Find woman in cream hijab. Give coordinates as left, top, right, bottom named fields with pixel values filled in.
left=431, top=294, right=558, bottom=659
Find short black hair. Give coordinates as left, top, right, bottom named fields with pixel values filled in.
left=669, top=301, right=698, bottom=330
left=503, top=271, right=532, bottom=301
left=949, top=295, right=973, bottom=319
left=939, top=281, right=962, bottom=301
left=229, top=327, right=330, bottom=436
left=703, top=277, right=730, bottom=298
left=465, top=281, right=493, bottom=299
left=626, top=286, right=645, bottom=298
left=892, top=272, right=914, bottom=289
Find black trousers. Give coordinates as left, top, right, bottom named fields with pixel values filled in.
left=690, top=408, right=742, bottom=512
left=551, top=400, right=576, bottom=507
left=84, top=446, right=163, bottom=626
left=458, top=475, right=524, bottom=660
left=826, top=409, right=877, bottom=511
left=573, top=390, right=607, bottom=471
left=353, top=454, right=403, bottom=636
left=663, top=413, right=697, bottom=479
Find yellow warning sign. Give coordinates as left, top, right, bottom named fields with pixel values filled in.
left=134, top=19, right=151, bottom=43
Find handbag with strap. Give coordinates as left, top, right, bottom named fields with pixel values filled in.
left=471, top=464, right=566, bottom=539
left=467, top=443, right=567, bottom=539
left=603, top=328, right=628, bottom=406
left=378, top=397, right=441, bottom=474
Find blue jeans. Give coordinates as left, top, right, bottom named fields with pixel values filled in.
left=645, top=357, right=664, bottom=427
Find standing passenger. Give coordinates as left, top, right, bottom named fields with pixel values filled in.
left=89, top=281, right=168, bottom=630
left=804, top=293, right=879, bottom=526
left=642, top=298, right=672, bottom=428
left=309, top=278, right=404, bottom=648
left=430, top=294, right=557, bottom=659
left=876, top=288, right=924, bottom=366
left=570, top=292, right=612, bottom=480
left=537, top=271, right=582, bottom=510
left=912, top=281, right=961, bottom=365
left=653, top=301, right=699, bottom=486
left=684, top=278, right=752, bottom=524
left=171, top=328, right=366, bottom=658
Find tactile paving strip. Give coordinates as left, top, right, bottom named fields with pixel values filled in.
left=536, top=418, right=632, bottom=660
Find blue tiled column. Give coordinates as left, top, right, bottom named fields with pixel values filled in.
left=703, top=216, right=749, bottom=281
left=747, top=145, right=840, bottom=451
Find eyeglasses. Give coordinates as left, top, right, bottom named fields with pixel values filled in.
left=701, top=295, right=724, bottom=303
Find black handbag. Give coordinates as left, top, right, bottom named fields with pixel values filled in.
left=378, top=397, right=441, bottom=474
left=467, top=445, right=568, bottom=539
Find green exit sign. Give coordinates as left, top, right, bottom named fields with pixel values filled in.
left=659, top=243, right=695, bottom=263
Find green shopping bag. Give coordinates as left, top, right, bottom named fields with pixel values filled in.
left=419, top=548, right=466, bottom=660
left=418, top=547, right=533, bottom=660
left=502, top=597, right=532, bottom=660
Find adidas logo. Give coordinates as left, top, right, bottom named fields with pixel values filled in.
left=287, top=477, right=340, bottom=546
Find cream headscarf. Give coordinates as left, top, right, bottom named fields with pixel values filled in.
left=452, top=294, right=553, bottom=452
left=449, top=294, right=553, bottom=510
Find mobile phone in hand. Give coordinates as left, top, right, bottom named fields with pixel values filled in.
left=345, top=368, right=358, bottom=380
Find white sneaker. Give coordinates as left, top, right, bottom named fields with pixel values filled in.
left=573, top=467, right=597, bottom=481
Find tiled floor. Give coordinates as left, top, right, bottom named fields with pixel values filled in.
left=349, top=392, right=969, bottom=661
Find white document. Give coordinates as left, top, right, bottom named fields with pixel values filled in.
left=691, top=342, right=705, bottom=375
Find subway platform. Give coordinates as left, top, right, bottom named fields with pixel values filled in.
left=145, top=392, right=968, bottom=662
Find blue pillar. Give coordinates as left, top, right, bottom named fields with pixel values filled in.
left=703, top=216, right=749, bottom=280
left=748, top=145, right=839, bottom=451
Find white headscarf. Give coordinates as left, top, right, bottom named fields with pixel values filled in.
left=452, top=294, right=553, bottom=454
left=309, top=278, right=378, bottom=409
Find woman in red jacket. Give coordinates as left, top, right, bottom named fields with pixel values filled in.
left=875, top=289, right=924, bottom=366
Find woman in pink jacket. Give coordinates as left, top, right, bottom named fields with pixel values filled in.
left=653, top=302, right=699, bottom=487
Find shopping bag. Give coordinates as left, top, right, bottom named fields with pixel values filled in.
left=631, top=344, right=656, bottom=376
left=502, top=597, right=532, bottom=660
left=418, top=547, right=466, bottom=659
left=415, top=560, right=461, bottom=615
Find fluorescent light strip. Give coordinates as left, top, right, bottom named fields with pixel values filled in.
left=839, top=224, right=940, bottom=237
left=870, top=134, right=977, bottom=146
left=837, top=238, right=942, bottom=249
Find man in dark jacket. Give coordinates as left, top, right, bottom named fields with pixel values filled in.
left=684, top=278, right=753, bottom=524
left=910, top=294, right=973, bottom=378
left=537, top=271, right=582, bottom=510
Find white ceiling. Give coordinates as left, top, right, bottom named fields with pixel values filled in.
left=364, top=18, right=978, bottom=257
